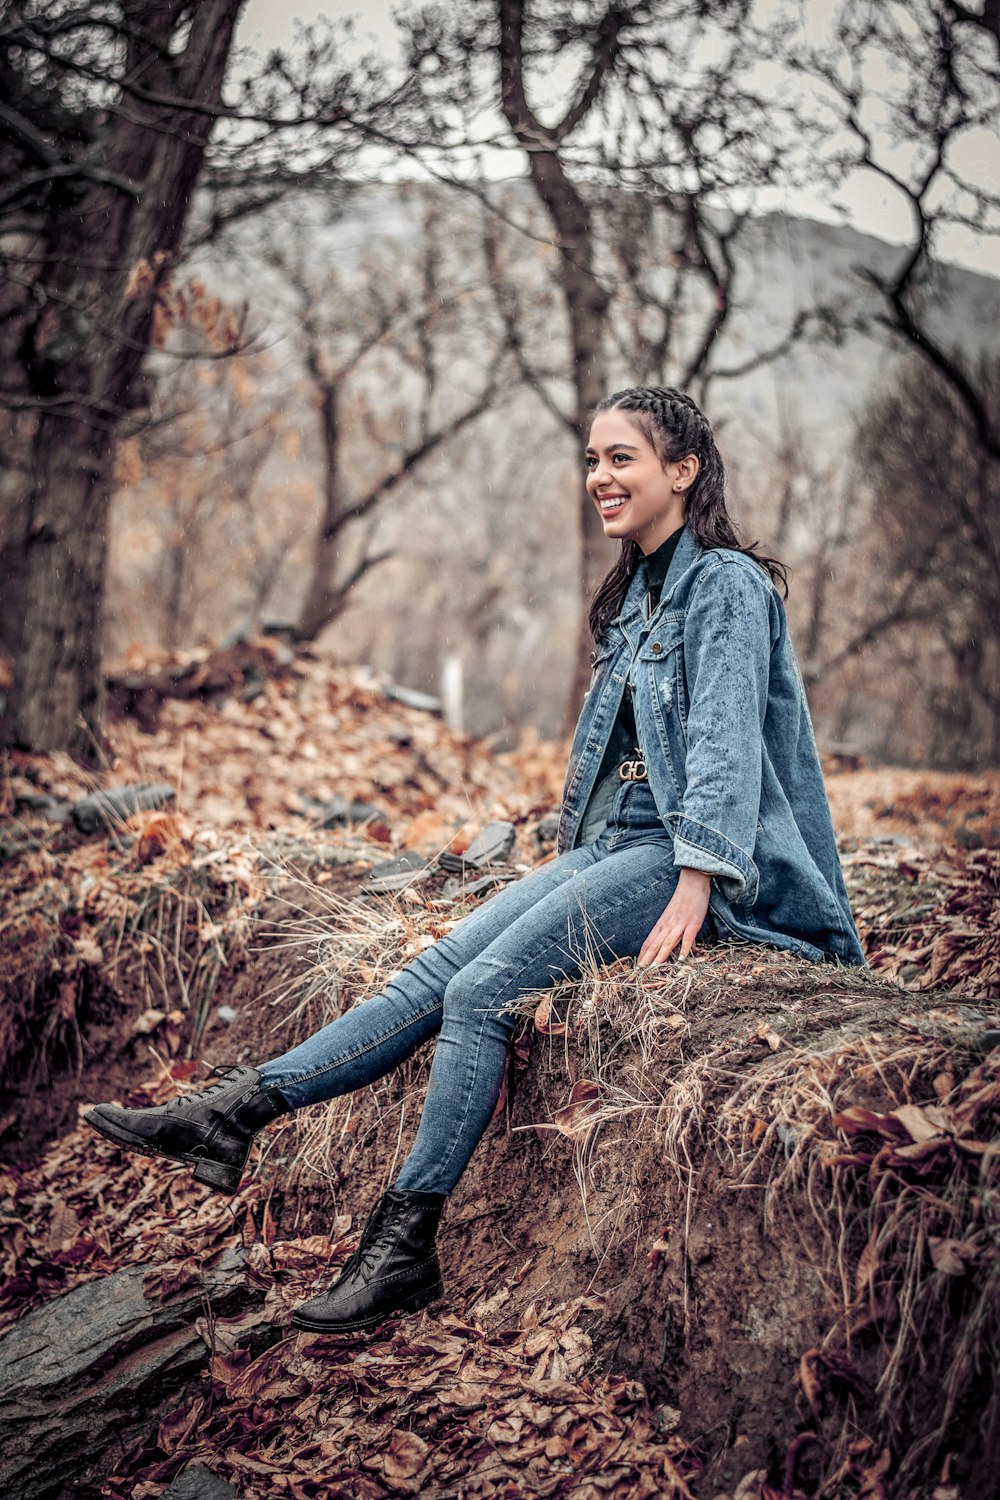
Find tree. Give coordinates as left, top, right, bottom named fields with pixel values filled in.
left=840, top=354, right=1000, bottom=765
left=0, top=1, right=393, bottom=755
left=798, top=0, right=1000, bottom=456
left=400, top=0, right=802, bottom=712
left=109, top=291, right=303, bottom=652
left=259, top=195, right=512, bottom=642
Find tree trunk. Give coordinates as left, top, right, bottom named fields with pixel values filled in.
left=2, top=0, right=244, bottom=757
left=298, top=383, right=347, bottom=642
left=497, top=0, right=616, bottom=732
left=523, top=152, right=612, bottom=729
left=7, top=418, right=115, bottom=752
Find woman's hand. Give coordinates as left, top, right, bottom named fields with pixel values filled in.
left=638, top=868, right=712, bottom=966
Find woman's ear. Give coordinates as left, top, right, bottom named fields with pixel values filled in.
left=672, top=453, right=700, bottom=494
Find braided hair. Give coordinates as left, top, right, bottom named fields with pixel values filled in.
left=588, top=385, right=787, bottom=642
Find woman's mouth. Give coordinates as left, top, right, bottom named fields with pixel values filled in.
left=598, top=493, right=628, bottom=514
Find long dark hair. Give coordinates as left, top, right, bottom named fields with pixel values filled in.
left=588, top=386, right=787, bottom=642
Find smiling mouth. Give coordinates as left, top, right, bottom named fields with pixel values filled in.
left=598, top=494, right=628, bottom=513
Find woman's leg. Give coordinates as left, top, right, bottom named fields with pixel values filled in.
left=84, top=847, right=606, bottom=1193
left=290, top=828, right=687, bottom=1333
left=257, top=843, right=606, bottom=1107
left=393, top=834, right=685, bottom=1196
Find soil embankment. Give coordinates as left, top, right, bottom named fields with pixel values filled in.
left=2, top=644, right=998, bottom=1499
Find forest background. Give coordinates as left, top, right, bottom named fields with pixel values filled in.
left=0, top=0, right=998, bottom=768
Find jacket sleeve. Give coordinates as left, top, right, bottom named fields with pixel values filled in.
left=671, top=559, right=776, bottom=905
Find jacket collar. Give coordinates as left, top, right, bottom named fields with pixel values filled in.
left=617, top=524, right=704, bottom=626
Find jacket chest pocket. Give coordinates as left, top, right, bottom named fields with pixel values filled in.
left=638, top=613, right=684, bottom=691
left=585, top=637, right=620, bottom=700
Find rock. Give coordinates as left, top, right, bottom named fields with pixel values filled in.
left=955, top=825, right=984, bottom=850
left=0, top=1248, right=264, bottom=1500
left=532, top=811, right=561, bottom=851
left=13, top=791, right=75, bottom=824
left=216, top=1005, right=238, bottom=1024
left=256, top=835, right=367, bottom=869
left=14, top=792, right=59, bottom=812
left=381, top=683, right=442, bottom=714
left=162, top=1465, right=242, bottom=1499
left=442, top=871, right=517, bottom=900
left=71, top=783, right=176, bottom=834
left=439, top=821, right=517, bottom=873
left=367, top=851, right=430, bottom=893
left=297, top=792, right=384, bottom=829
left=0, top=832, right=42, bottom=863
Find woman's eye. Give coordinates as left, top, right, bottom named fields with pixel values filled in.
left=612, top=452, right=629, bottom=464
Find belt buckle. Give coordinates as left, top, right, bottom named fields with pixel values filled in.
left=619, top=749, right=647, bottom=783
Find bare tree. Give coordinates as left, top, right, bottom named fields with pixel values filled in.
left=258, top=196, right=513, bottom=641
left=823, top=355, right=1000, bottom=766
left=0, top=1, right=397, bottom=755
left=797, top=0, right=1000, bottom=456
left=112, top=308, right=295, bottom=651
left=401, top=0, right=800, bottom=714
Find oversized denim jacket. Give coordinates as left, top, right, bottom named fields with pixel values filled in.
left=557, top=526, right=865, bottom=966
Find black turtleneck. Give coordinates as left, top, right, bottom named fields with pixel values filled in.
left=641, top=524, right=685, bottom=616
left=618, top=524, right=685, bottom=742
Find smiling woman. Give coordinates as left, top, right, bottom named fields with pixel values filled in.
left=84, top=384, right=864, bottom=1338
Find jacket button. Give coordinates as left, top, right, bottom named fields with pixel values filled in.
left=651, top=642, right=663, bottom=654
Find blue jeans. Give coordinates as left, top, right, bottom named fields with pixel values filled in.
left=260, top=782, right=691, bottom=1195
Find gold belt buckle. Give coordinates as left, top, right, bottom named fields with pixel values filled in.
left=619, top=749, right=648, bottom=782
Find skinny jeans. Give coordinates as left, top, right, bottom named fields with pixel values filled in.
left=260, top=781, right=695, bottom=1195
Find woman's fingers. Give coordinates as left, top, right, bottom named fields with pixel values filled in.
left=638, top=922, right=688, bottom=966
left=638, top=919, right=701, bottom=966
left=638, top=871, right=711, bottom=967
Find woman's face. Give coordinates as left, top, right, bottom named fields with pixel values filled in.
left=585, top=409, right=695, bottom=555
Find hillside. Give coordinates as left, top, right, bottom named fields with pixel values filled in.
left=1, top=643, right=998, bottom=1500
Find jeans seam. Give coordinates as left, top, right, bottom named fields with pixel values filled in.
left=270, top=1000, right=443, bottom=1092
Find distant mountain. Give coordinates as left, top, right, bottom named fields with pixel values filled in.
left=711, top=211, right=999, bottom=461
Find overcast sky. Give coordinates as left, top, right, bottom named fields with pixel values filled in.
left=237, top=0, right=998, bottom=279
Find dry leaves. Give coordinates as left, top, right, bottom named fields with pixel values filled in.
left=100, top=1264, right=696, bottom=1500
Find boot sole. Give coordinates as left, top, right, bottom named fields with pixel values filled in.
left=83, top=1109, right=243, bottom=1195
left=290, top=1279, right=445, bottom=1335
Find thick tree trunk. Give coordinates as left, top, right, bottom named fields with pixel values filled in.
left=8, top=418, right=115, bottom=753
left=2, top=0, right=244, bottom=757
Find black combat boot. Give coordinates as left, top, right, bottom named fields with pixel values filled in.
left=291, top=1188, right=445, bottom=1333
left=84, top=1064, right=290, bottom=1194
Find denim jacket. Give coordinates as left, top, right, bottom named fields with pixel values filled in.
left=557, top=526, right=865, bottom=966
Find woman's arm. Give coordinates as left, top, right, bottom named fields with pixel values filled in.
left=670, top=556, right=776, bottom=906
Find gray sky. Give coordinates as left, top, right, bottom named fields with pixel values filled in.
left=237, top=0, right=998, bottom=279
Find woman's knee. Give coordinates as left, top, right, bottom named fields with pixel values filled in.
left=441, top=957, right=520, bottom=1033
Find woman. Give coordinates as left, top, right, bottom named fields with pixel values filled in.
left=86, top=386, right=864, bottom=1334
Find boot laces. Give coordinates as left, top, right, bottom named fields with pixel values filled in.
left=168, top=1063, right=248, bottom=1110
left=341, top=1202, right=407, bottom=1279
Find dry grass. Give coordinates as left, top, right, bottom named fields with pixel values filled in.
left=261, top=862, right=999, bottom=1492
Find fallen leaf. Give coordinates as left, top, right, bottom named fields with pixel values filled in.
left=383, top=1422, right=431, bottom=1482
left=552, top=1079, right=602, bottom=1137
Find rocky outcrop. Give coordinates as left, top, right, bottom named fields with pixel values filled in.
left=0, top=1249, right=263, bottom=1500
